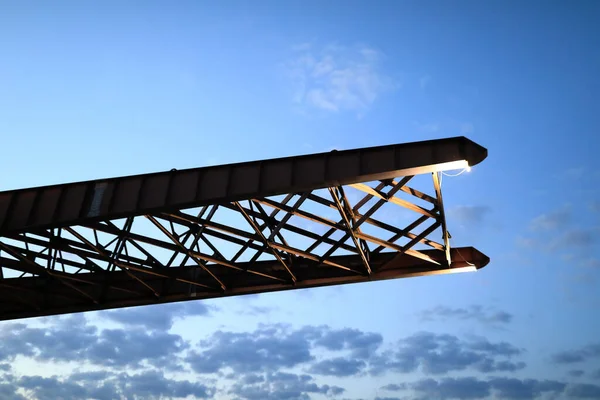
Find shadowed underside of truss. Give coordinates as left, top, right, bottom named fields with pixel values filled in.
left=0, top=136, right=489, bottom=321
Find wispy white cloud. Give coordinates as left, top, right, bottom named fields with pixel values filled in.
left=581, top=258, right=600, bottom=269
left=449, top=205, right=491, bottom=225
left=460, top=122, right=475, bottom=134
left=555, top=167, right=585, bottom=181
left=520, top=204, right=599, bottom=263
left=518, top=228, right=599, bottom=256
left=419, top=305, right=513, bottom=327
left=549, top=228, right=599, bottom=251
left=529, top=206, right=571, bottom=231
left=414, top=121, right=440, bottom=133
left=516, top=236, right=539, bottom=249
left=284, top=43, right=397, bottom=115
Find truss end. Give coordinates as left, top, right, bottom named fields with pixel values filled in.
left=450, top=247, right=490, bottom=270
left=460, top=136, right=488, bottom=168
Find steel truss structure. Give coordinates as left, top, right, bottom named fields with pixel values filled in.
left=0, top=136, right=488, bottom=321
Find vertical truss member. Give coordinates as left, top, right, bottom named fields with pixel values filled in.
left=0, top=136, right=488, bottom=321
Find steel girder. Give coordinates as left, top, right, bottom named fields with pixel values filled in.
left=0, top=136, right=488, bottom=321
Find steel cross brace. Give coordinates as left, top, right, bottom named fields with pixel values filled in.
left=0, top=137, right=488, bottom=320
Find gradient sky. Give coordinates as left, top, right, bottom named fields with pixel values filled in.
left=1, top=1, right=600, bottom=399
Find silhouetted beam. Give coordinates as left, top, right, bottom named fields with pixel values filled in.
left=0, top=136, right=487, bottom=236
left=0, top=246, right=489, bottom=321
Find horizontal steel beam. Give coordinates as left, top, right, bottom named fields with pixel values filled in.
left=0, top=136, right=490, bottom=321
left=0, top=247, right=488, bottom=321
left=0, top=136, right=486, bottom=236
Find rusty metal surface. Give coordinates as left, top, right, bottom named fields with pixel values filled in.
left=0, top=136, right=489, bottom=321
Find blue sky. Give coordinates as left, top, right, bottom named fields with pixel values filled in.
left=1, top=1, right=600, bottom=399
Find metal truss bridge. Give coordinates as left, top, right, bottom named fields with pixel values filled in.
left=0, top=136, right=489, bottom=321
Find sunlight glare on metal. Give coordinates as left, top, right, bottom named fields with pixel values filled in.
left=435, top=160, right=470, bottom=173
left=0, top=136, right=489, bottom=321
left=449, top=266, right=478, bottom=274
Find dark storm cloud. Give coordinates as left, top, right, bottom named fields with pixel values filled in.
left=488, top=377, right=566, bottom=399
left=0, top=381, right=25, bottom=400
left=241, top=374, right=265, bottom=385
left=309, top=357, right=366, bottom=377
left=313, top=327, right=383, bottom=358
left=100, top=300, right=214, bottom=330
left=420, top=305, right=513, bottom=326
left=568, top=369, right=585, bottom=377
left=381, top=383, right=407, bottom=391
left=477, top=359, right=526, bottom=373
left=467, top=339, right=521, bottom=357
left=2, top=315, right=596, bottom=400
left=583, top=258, right=600, bottom=268
left=529, top=207, right=571, bottom=231
left=10, top=370, right=215, bottom=400
left=449, top=205, right=491, bottom=225
left=69, top=371, right=112, bottom=382
left=558, top=229, right=598, bottom=248
left=369, top=353, right=417, bottom=375
left=86, top=328, right=188, bottom=369
left=411, top=377, right=491, bottom=399
left=378, top=377, right=600, bottom=400
left=187, top=324, right=382, bottom=375
left=0, top=315, right=97, bottom=362
left=114, top=370, right=215, bottom=399
left=522, top=204, right=598, bottom=252
left=552, top=343, right=600, bottom=364
left=370, top=332, right=525, bottom=376
left=567, top=383, right=600, bottom=398
left=229, top=371, right=343, bottom=400
left=187, top=327, right=314, bottom=374
left=240, top=305, right=278, bottom=315
left=390, top=377, right=568, bottom=400
left=0, top=314, right=189, bottom=370
left=19, top=375, right=107, bottom=400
